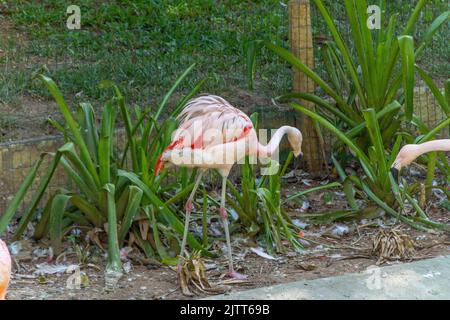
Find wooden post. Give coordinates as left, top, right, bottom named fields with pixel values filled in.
left=289, top=0, right=324, bottom=175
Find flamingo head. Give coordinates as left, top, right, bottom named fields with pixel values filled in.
left=0, top=239, right=11, bottom=300
left=287, top=127, right=303, bottom=158
left=390, top=144, right=420, bottom=181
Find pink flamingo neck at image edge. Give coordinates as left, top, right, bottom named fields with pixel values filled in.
left=0, top=239, right=11, bottom=300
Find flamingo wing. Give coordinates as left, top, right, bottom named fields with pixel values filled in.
left=175, top=95, right=253, bottom=149
left=154, top=95, right=253, bottom=174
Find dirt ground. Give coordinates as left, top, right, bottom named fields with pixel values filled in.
left=0, top=96, right=62, bottom=142
left=6, top=223, right=450, bottom=300
left=5, top=181, right=450, bottom=300
left=0, top=17, right=60, bottom=142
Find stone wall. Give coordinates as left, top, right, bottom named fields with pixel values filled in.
left=0, top=135, right=67, bottom=215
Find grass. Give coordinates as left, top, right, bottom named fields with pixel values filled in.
left=1, top=0, right=448, bottom=110
left=0, top=0, right=291, bottom=106
left=310, top=0, right=450, bottom=81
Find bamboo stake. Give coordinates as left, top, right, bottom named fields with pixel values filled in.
left=289, top=0, right=324, bottom=174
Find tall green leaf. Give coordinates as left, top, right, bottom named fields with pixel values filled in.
left=398, top=36, right=415, bottom=121
left=13, top=152, right=62, bottom=240
left=49, top=194, right=71, bottom=255
left=103, top=184, right=122, bottom=273
left=290, top=103, right=375, bottom=179
left=0, top=154, right=48, bottom=235
left=118, top=186, right=143, bottom=246
left=38, top=75, right=100, bottom=187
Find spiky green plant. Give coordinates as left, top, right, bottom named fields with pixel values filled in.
left=246, top=0, right=449, bottom=224
left=0, top=65, right=210, bottom=269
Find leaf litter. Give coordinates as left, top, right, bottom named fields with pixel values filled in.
left=3, top=183, right=450, bottom=299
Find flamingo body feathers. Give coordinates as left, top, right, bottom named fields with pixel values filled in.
left=154, top=95, right=303, bottom=176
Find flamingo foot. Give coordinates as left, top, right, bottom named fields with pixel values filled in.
left=219, top=207, right=227, bottom=219
left=226, top=269, right=247, bottom=280
left=185, top=199, right=193, bottom=213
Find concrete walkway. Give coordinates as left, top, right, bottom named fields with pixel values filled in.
left=209, top=255, right=450, bottom=300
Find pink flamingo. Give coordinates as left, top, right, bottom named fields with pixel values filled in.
left=391, top=139, right=450, bottom=180
left=154, top=95, right=303, bottom=278
left=0, top=239, right=11, bottom=300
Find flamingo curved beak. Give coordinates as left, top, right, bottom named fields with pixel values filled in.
left=293, top=150, right=303, bottom=158
left=390, top=167, right=399, bottom=182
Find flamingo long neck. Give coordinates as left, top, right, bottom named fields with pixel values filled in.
left=417, top=139, right=450, bottom=156
left=0, top=269, right=10, bottom=299
left=0, top=240, right=11, bottom=300
left=257, top=126, right=292, bottom=158
left=0, top=284, right=7, bottom=300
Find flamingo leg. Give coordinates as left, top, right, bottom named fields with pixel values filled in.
left=219, top=176, right=247, bottom=279
left=178, top=171, right=204, bottom=268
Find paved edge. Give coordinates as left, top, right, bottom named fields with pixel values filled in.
left=205, top=255, right=450, bottom=300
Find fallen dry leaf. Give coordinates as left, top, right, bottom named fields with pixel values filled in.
left=177, top=250, right=228, bottom=296
left=372, top=227, right=416, bottom=264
